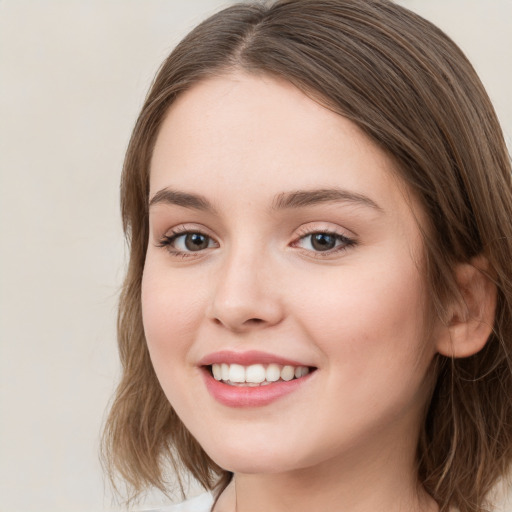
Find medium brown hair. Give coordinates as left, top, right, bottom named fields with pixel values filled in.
left=102, top=1, right=512, bottom=510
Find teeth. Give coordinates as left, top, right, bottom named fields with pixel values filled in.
left=281, top=365, right=295, bottom=381
left=229, top=364, right=246, bottom=383
left=295, top=366, right=309, bottom=378
left=246, top=364, right=266, bottom=383
left=212, top=364, right=222, bottom=380
left=266, top=363, right=281, bottom=382
left=210, top=363, right=311, bottom=385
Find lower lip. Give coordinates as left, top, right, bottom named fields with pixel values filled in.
left=202, top=368, right=315, bottom=407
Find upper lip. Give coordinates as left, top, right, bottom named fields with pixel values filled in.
left=198, top=350, right=313, bottom=367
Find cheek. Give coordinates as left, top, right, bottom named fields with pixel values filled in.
left=284, top=260, right=434, bottom=453
left=140, top=259, right=214, bottom=421
left=141, top=260, right=207, bottom=366
left=290, top=258, right=430, bottom=374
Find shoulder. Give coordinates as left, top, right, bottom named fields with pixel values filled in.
left=141, top=492, right=214, bottom=512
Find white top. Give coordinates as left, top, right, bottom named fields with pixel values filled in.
left=141, top=492, right=214, bottom=512
left=140, top=491, right=461, bottom=512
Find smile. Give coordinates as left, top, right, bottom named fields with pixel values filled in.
left=210, top=363, right=311, bottom=386
left=200, top=353, right=317, bottom=407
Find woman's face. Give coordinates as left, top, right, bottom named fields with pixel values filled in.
left=142, top=72, right=440, bottom=475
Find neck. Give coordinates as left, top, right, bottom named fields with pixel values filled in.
left=232, top=468, right=436, bottom=512
left=214, top=425, right=438, bottom=512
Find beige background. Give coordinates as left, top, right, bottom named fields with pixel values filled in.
left=0, top=1, right=510, bottom=511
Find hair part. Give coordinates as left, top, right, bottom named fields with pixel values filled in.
left=102, top=1, right=512, bottom=510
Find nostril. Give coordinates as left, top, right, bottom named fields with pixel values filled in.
left=211, top=316, right=265, bottom=328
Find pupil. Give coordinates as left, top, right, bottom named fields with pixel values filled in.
left=185, top=233, right=209, bottom=251
left=311, top=233, right=335, bottom=251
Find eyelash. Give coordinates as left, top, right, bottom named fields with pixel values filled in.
left=156, top=226, right=357, bottom=259
left=291, top=228, right=356, bottom=258
left=156, top=226, right=216, bottom=259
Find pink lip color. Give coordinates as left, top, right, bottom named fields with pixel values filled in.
left=198, top=350, right=308, bottom=367
left=199, top=350, right=315, bottom=407
left=202, top=369, right=314, bottom=407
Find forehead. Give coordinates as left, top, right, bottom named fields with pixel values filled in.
left=150, top=72, right=417, bottom=219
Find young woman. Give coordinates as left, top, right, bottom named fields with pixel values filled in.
left=102, top=1, right=512, bottom=511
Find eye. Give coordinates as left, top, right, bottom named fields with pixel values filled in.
left=305, top=233, right=338, bottom=251
left=294, top=231, right=355, bottom=254
left=175, top=233, right=212, bottom=251
left=157, top=229, right=218, bottom=255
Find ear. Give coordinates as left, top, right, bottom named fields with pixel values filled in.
left=436, top=256, right=497, bottom=358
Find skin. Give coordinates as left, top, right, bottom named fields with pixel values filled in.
left=142, top=72, right=442, bottom=512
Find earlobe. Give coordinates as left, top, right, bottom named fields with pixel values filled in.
left=436, top=256, right=497, bottom=358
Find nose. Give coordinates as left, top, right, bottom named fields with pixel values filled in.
left=207, top=245, right=285, bottom=332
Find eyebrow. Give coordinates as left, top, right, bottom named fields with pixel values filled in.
left=148, top=187, right=382, bottom=213
left=149, top=188, right=217, bottom=213
left=271, top=188, right=383, bottom=212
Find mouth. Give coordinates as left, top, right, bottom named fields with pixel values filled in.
left=198, top=350, right=317, bottom=407
left=205, top=363, right=315, bottom=387
left=200, top=358, right=317, bottom=407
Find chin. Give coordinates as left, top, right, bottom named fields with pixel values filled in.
left=202, top=439, right=313, bottom=475
left=212, top=455, right=302, bottom=475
